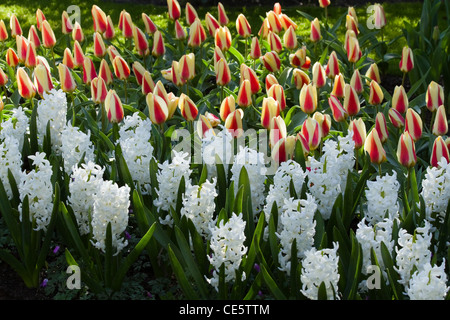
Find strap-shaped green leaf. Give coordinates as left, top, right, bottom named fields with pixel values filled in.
left=167, top=244, right=199, bottom=299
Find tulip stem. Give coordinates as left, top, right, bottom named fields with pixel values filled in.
left=408, top=166, right=420, bottom=210
left=124, top=78, right=128, bottom=104
left=50, top=47, right=57, bottom=75
left=401, top=72, right=406, bottom=87
left=101, top=102, right=107, bottom=133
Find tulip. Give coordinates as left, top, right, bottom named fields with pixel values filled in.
left=133, top=26, right=149, bottom=57
left=25, top=42, right=37, bottom=69
left=310, top=18, right=321, bottom=42
left=343, top=84, right=360, bottom=117
left=178, top=93, right=198, bottom=121
left=432, top=105, right=448, bottom=136
left=105, top=89, right=124, bottom=123
left=289, top=47, right=307, bottom=68
left=99, top=59, right=113, bottom=85
left=268, top=31, right=283, bottom=53
left=93, top=32, right=106, bottom=58
left=397, top=131, right=416, bottom=168
left=185, top=2, right=199, bottom=26
left=346, top=32, right=361, bottom=63
left=274, top=3, right=282, bottom=14
left=17, top=67, right=36, bottom=100
left=404, top=108, right=422, bottom=142
left=0, top=68, right=8, bottom=86
left=346, top=14, right=359, bottom=36
left=0, top=20, right=8, bottom=41
left=142, top=13, right=157, bottom=35
left=319, top=0, right=330, bottom=8
left=399, top=46, right=414, bottom=73
left=348, top=7, right=358, bottom=24
left=272, top=136, right=296, bottom=164
left=430, top=136, right=450, bottom=168
left=312, top=62, right=326, bottom=88
left=34, top=63, right=53, bottom=97
left=265, top=74, right=278, bottom=93
left=296, top=131, right=310, bottom=156
left=220, top=95, right=235, bottom=122
left=391, top=85, right=408, bottom=114
left=142, top=71, right=156, bottom=95
left=425, top=81, right=444, bottom=112
left=350, top=68, right=364, bottom=94
left=152, top=30, right=165, bottom=57
left=218, top=2, right=229, bottom=26
left=6, top=48, right=19, bottom=68
left=250, top=37, right=262, bottom=60
left=301, top=117, right=321, bottom=151
left=131, top=61, right=145, bottom=86
left=375, top=112, right=389, bottom=143
left=261, top=97, right=280, bottom=129
left=82, top=57, right=97, bottom=85
left=61, top=11, right=73, bottom=35
left=259, top=18, right=271, bottom=39
left=224, top=109, right=244, bottom=138
left=28, top=25, right=41, bottom=48
left=292, top=68, right=310, bottom=90
left=179, top=53, right=195, bottom=82
left=349, top=118, right=366, bottom=149
left=279, top=14, right=298, bottom=31
left=331, top=73, right=346, bottom=98
left=72, top=22, right=84, bottom=42
left=91, top=77, right=108, bottom=104
left=197, top=114, right=215, bottom=139
left=261, top=51, right=281, bottom=73
left=205, top=12, right=220, bottom=37
left=147, top=92, right=169, bottom=125
left=388, top=108, right=405, bottom=129
left=10, top=14, right=22, bottom=37
left=236, top=14, right=252, bottom=38
left=205, top=112, right=220, bottom=127
left=215, top=26, right=232, bottom=52
left=236, top=79, right=252, bottom=108
left=266, top=11, right=283, bottom=34
left=364, top=129, right=386, bottom=165
left=167, top=0, right=181, bottom=21
left=118, top=10, right=133, bottom=39
left=313, top=111, right=331, bottom=138
left=368, top=80, right=383, bottom=105
left=283, top=25, right=297, bottom=50
left=62, top=48, right=74, bottom=69
left=373, top=4, right=386, bottom=29
left=240, top=64, right=260, bottom=94
left=58, top=63, right=77, bottom=93
left=107, top=45, right=121, bottom=62
left=299, top=83, right=318, bottom=115
left=267, top=84, right=286, bottom=111
left=325, top=51, right=340, bottom=79
left=16, top=35, right=28, bottom=63
left=91, top=5, right=107, bottom=34
left=215, top=58, right=231, bottom=87
left=365, top=63, right=381, bottom=84
left=167, top=93, right=179, bottom=120
left=113, top=56, right=130, bottom=80
left=104, top=16, right=115, bottom=40
left=174, top=20, right=187, bottom=40
left=269, top=115, right=287, bottom=147
left=188, top=18, right=206, bottom=48
left=328, top=95, right=347, bottom=122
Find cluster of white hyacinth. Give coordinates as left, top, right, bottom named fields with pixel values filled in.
left=420, top=158, right=450, bottom=223
left=405, top=262, right=449, bottom=300
left=230, top=146, right=267, bottom=214
left=68, top=162, right=105, bottom=236
left=61, top=122, right=95, bottom=175
left=18, top=152, right=53, bottom=232
left=180, top=178, right=218, bottom=240
left=201, top=127, right=233, bottom=179
left=307, top=133, right=355, bottom=220
left=36, top=89, right=68, bottom=154
left=0, top=136, right=23, bottom=200
left=207, top=213, right=247, bottom=291
left=300, top=242, right=340, bottom=300
left=276, top=194, right=317, bottom=274
left=0, top=106, right=29, bottom=151
left=118, top=113, right=154, bottom=195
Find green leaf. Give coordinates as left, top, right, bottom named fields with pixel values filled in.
left=167, top=244, right=199, bottom=299
left=260, top=264, right=287, bottom=300
left=317, top=281, right=328, bottom=300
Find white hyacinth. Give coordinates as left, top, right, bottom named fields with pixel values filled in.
left=276, top=194, right=317, bottom=273
left=201, top=127, right=234, bottom=179
left=207, top=212, right=247, bottom=291
left=68, top=161, right=105, bottom=236
left=364, top=170, right=400, bottom=225
left=118, top=113, right=154, bottom=195
left=300, top=242, right=340, bottom=300
left=36, top=89, right=68, bottom=154
left=0, top=106, right=29, bottom=151
left=91, top=179, right=131, bottom=254
left=0, top=136, right=23, bottom=200
left=405, top=261, right=449, bottom=300
left=180, top=178, right=218, bottom=239
left=18, top=152, right=53, bottom=232
left=61, top=122, right=95, bottom=175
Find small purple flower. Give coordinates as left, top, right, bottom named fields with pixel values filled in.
left=253, top=263, right=260, bottom=273
left=41, top=278, right=48, bottom=287
left=147, top=291, right=153, bottom=299
left=53, top=245, right=60, bottom=254
left=125, top=231, right=131, bottom=240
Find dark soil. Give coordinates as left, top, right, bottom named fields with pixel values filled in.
left=0, top=262, right=48, bottom=300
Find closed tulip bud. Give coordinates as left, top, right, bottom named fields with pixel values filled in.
left=72, top=22, right=84, bottom=42
left=325, top=51, right=340, bottom=79
left=299, top=83, right=318, bottom=115
left=283, top=25, right=297, bottom=50
left=313, top=111, right=331, bottom=138
left=168, top=61, right=182, bottom=87
left=99, top=59, right=113, bottom=85
left=185, top=2, right=199, bottom=26
left=215, top=58, right=231, bottom=86
left=205, top=12, right=220, bottom=37
left=83, top=57, right=97, bottom=85
left=147, top=92, right=169, bottom=125
left=197, top=114, right=215, bottom=138
left=346, top=33, right=361, bottom=63
left=375, top=112, right=389, bottom=143
left=36, top=56, right=51, bottom=74
left=328, top=94, right=348, bottom=122
left=107, top=45, right=121, bottom=62
left=17, top=67, right=36, bottom=100
left=259, top=18, right=271, bottom=39
left=373, top=4, right=386, bottom=29
left=399, top=46, right=414, bottom=73
left=25, top=42, right=37, bottom=69
left=133, top=26, right=149, bottom=57
left=91, top=5, right=107, bottom=34
left=301, top=117, right=322, bottom=151
left=312, top=62, right=326, bottom=88
left=368, top=80, right=383, bottom=105
left=215, top=26, right=232, bottom=52
left=350, top=68, right=364, bottom=94
left=292, top=68, right=310, bottom=90
left=266, top=10, right=283, bottom=34
left=391, top=85, right=408, bottom=114
left=174, top=20, right=186, bottom=40
left=405, top=108, right=422, bottom=142
left=142, top=71, right=156, bottom=95
left=364, top=129, right=386, bottom=164
left=152, top=30, right=165, bottom=57
left=105, top=89, right=124, bottom=123
left=250, top=37, right=262, bottom=60
left=93, top=32, right=106, bottom=58
left=279, top=14, right=298, bottom=31
left=220, top=95, right=235, bottom=121
left=397, top=131, right=416, bottom=168
left=91, top=77, right=107, bottom=104
left=61, top=11, right=73, bottom=34
left=240, top=63, right=260, bottom=94
left=432, top=105, right=448, bottom=136
left=270, top=115, right=287, bottom=147
left=131, top=61, right=145, bottom=86
left=425, top=81, right=444, bottom=112
left=217, top=2, right=229, bottom=26
left=179, top=52, right=195, bottom=82
left=113, top=56, right=130, bottom=80
left=0, top=68, right=8, bottom=86
left=104, top=16, right=115, bottom=40
left=261, top=97, right=280, bottom=129
left=58, top=63, right=77, bottom=93
left=167, top=0, right=181, bottom=21
left=141, top=13, right=157, bottom=35
left=319, top=0, right=330, bottom=8
left=388, top=108, right=405, bottom=129
left=16, top=35, right=28, bottom=63
left=349, top=118, right=366, bottom=149
left=430, top=136, right=450, bottom=168
left=236, top=14, right=252, bottom=38
left=225, top=109, right=244, bottom=138
left=28, top=25, right=41, bottom=48
left=348, top=7, right=358, bottom=24
left=331, top=73, right=346, bottom=98
left=205, top=112, right=220, bottom=127
left=118, top=10, right=133, bottom=39
left=188, top=18, right=206, bottom=48
left=261, top=51, right=281, bottom=73
left=272, top=136, right=296, bottom=164
left=365, top=63, right=381, bottom=84
left=0, top=20, right=8, bottom=41
left=267, top=83, right=286, bottom=111
left=346, top=14, right=359, bottom=35
left=10, top=14, right=22, bottom=37
left=265, top=74, right=278, bottom=92
left=343, top=84, right=360, bottom=117
left=310, top=18, right=321, bottom=42
left=236, top=79, right=252, bottom=108
left=6, top=48, right=19, bottom=68
left=296, top=131, right=310, bottom=156
left=34, top=64, right=53, bottom=96
left=268, top=31, right=283, bottom=53
left=167, top=92, right=179, bottom=120
left=178, top=93, right=198, bottom=121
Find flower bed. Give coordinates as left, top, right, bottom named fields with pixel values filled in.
left=0, top=0, right=449, bottom=300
